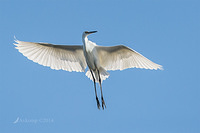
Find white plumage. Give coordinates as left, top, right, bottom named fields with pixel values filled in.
left=14, top=31, right=163, bottom=109
left=14, top=40, right=87, bottom=72
left=96, top=45, right=163, bottom=71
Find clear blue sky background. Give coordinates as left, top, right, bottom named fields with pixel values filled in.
left=0, top=0, right=199, bottom=133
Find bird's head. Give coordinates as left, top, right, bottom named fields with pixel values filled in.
left=82, top=31, right=97, bottom=38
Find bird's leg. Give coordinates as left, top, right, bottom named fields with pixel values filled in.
left=97, top=70, right=106, bottom=110
left=90, top=69, right=100, bottom=109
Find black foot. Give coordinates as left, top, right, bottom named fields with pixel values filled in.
left=101, top=97, right=106, bottom=110
left=96, top=97, right=100, bottom=109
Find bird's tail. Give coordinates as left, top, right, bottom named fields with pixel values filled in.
left=85, top=67, right=110, bottom=83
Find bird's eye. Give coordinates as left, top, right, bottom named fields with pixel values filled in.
left=85, top=31, right=88, bottom=34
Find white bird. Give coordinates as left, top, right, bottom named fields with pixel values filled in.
left=14, top=31, right=163, bottom=109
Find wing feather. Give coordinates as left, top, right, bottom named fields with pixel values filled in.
left=96, top=45, right=163, bottom=71
left=14, top=40, right=87, bottom=72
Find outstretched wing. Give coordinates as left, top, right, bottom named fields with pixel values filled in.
left=96, top=45, right=163, bottom=71
left=14, top=40, right=87, bottom=72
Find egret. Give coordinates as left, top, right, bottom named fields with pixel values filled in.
left=14, top=31, right=163, bottom=109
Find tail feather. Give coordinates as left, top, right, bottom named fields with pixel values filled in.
left=85, top=67, right=110, bottom=83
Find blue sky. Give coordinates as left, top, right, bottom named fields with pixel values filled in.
left=0, top=0, right=199, bottom=133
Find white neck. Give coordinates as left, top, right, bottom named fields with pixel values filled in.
left=82, top=35, right=88, bottom=48
left=82, top=35, right=96, bottom=52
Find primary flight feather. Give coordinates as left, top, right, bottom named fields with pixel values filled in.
left=14, top=31, right=163, bottom=109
